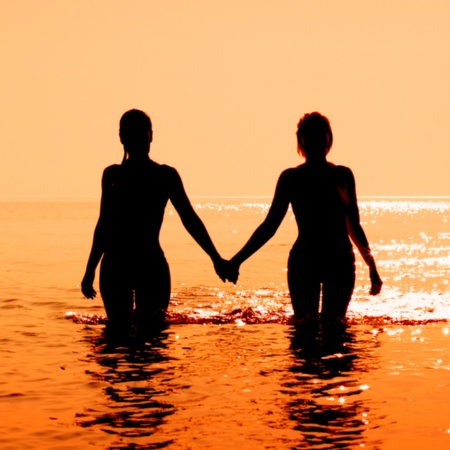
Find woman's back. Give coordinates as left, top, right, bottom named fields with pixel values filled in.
left=286, top=162, right=353, bottom=257
left=102, top=159, right=173, bottom=257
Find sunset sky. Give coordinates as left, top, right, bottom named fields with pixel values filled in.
left=1, top=1, right=450, bottom=198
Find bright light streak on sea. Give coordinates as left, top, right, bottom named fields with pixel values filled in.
left=187, top=199, right=450, bottom=326
left=63, top=198, right=450, bottom=326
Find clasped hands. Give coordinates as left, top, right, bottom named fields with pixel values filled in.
left=214, top=258, right=240, bottom=284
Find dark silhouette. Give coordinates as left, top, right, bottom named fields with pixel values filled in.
left=81, top=109, right=227, bottom=332
left=225, top=112, right=382, bottom=324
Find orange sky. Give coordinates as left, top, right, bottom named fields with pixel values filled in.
left=1, top=1, right=449, bottom=198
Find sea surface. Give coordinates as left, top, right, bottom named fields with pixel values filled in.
left=1, top=198, right=450, bottom=449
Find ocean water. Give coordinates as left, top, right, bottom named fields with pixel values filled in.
left=1, top=198, right=450, bottom=449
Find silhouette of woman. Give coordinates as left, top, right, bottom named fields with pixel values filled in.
left=226, top=112, right=382, bottom=323
left=81, top=109, right=226, bottom=330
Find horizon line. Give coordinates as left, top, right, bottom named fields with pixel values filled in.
left=1, top=195, right=450, bottom=201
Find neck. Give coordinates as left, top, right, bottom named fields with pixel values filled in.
left=305, top=156, right=327, bottom=165
left=124, top=146, right=151, bottom=162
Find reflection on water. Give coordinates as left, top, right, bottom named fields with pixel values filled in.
left=77, top=328, right=178, bottom=449
left=74, top=322, right=387, bottom=449
left=282, top=325, right=382, bottom=449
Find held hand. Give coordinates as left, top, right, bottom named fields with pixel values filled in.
left=213, top=257, right=229, bottom=283
left=224, top=257, right=240, bottom=284
left=81, top=271, right=97, bottom=299
left=224, top=260, right=239, bottom=284
left=369, top=267, right=383, bottom=295
left=213, top=258, right=239, bottom=284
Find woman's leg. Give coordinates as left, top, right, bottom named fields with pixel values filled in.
left=99, top=256, right=134, bottom=328
left=321, top=254, right=355, bottom=322
left=134, top=257, right=171, bottom=328
left=288, top=254, right=321, bottom=321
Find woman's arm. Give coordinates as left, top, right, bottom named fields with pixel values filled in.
left=230, top=171, right=291, bottom=268
left=168, top=168, right=228, bottom=280
left=81, top=168, right=112, bottom=298
left=344, top=168, right=383, bottom=295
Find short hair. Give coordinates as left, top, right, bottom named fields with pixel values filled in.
left=296, top=112, right=333, bottom=157
left=119, top=109, right=152, bottom=146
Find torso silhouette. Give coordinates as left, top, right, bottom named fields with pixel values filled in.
left=101, top=159, right=176, bottom=284
left=281, top=161, right=353, bottom=261
left=104, top=160, right=168, bottom=254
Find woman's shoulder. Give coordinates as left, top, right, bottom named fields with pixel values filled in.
left=275, top=167, right=297, bottom=186
left=280, top=166, right=302, bottom=177
left=333, top=163, right=351, bottom=171
left=158, top=162, right=176, bottom=172
left=104, top=163, right=121, bottom=172
left=150, top=163, right=185, bottom=189
left=323, top=162, right=352, bottom=177
left=333, top=164, right=355, bottom=179
left=280, top=164, right=316, bottom=181
left=157, top=163, right=181, bottom=179
left=102, top=164, right=122, bottom=179
left=100, top=164, right=123, bottom=189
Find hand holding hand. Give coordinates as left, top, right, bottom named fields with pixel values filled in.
left=224, top=260, right=239, bottom=284
left=213, top=257, right=228, bottom=282
left=81, top=271, right=97, bottom=299
left=224, top=256, right=242, bottom=284
left=213, top=258, right=239, bottom=284
left=369, top=266, right=383, bottom=295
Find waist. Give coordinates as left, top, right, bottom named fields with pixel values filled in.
left=104, top=244, right=165, bottom=259
left=292, top=236, right=352, bottom=253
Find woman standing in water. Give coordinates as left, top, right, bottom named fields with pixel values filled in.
left=227, top=112, right=382, bottom=324
left=81, top=109, right=226, bottom=331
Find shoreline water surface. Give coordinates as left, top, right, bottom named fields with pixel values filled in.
left=1, top=198, right=449, bottom=448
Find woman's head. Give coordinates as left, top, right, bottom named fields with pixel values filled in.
left=119, top=109, right=152, bottom=156
left=296, top=112, right=333, bottom=160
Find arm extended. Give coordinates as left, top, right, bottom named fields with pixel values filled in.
left=344, top=169, right=383, bottom=295
left=169, top=169, right=227, bottom=279
left=230, top=172, right=290, bottom=269
left=81, top=169, right=111, bottom=299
